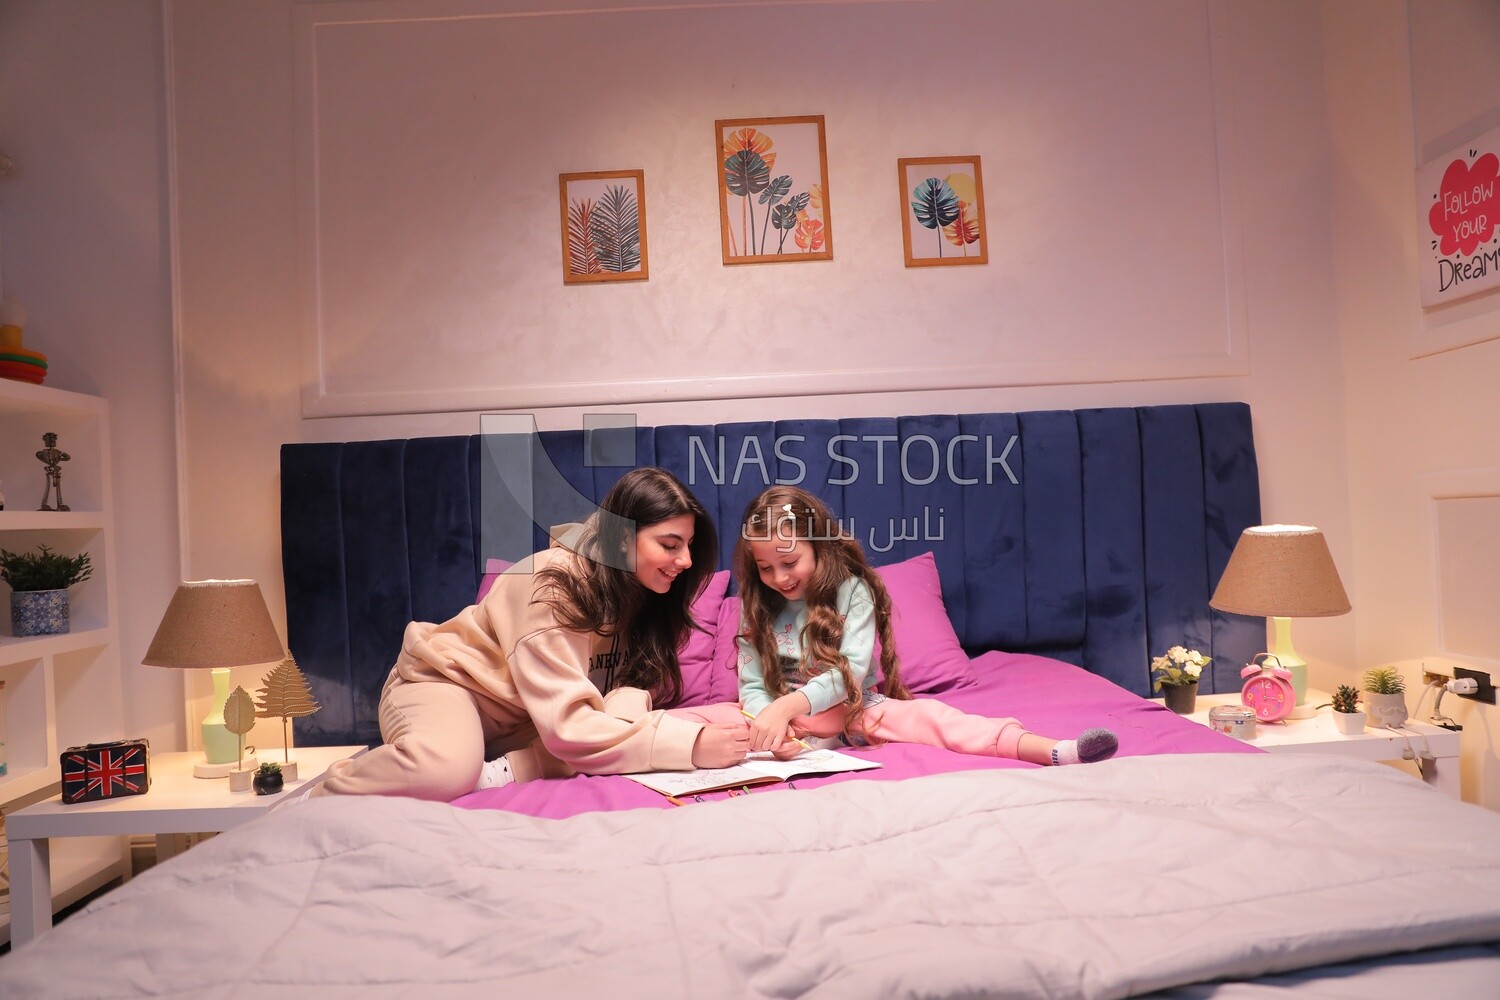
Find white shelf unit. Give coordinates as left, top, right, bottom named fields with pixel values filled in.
left=0, top=378, right=131, bottom=943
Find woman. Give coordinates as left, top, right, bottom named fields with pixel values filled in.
left=318, top=467, right=751, bottom=800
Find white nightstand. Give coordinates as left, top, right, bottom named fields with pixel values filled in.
left=1173, top=692, right=1462, bottom=799
left=6, top=744, right=365, bottom=947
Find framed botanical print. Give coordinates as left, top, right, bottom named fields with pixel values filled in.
left=715, top=115, right=831, bottom=265
left=559, top=169, right=649, bottom=284
left=897, top=155, right=988, bottom=267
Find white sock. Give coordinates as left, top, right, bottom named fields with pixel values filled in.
left=474, top=755, right=514, bottom=791
left=1050, top=728, right=1118, bottom=766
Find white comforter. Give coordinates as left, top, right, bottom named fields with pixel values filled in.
left=4, top=754, right=1500, bottom=999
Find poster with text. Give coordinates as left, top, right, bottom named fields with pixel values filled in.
left=1417, top=126, right=1500, bottom=307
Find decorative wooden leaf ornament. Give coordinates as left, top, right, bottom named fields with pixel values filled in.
left=223, top=685, right=257, bottom=771
left=255, top=656, right=321, bottom=719
left=223, top=686, right=257, bottom=736
left=255, top=655, right=322, bottom=761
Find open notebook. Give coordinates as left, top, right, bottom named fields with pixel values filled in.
left=624, top=748, right=882, bottom=798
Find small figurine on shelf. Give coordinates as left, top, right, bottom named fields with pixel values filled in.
left=0, top=476, right=6, bottom=510
left=36, top=432, right=70, bottom=511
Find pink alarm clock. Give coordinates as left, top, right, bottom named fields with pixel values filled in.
left=1240, top=653, right=1295, bottom=723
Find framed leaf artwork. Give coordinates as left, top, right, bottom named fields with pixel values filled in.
left=897, top=156, right=988, bottom=268
left=559, top=169, right=649, bottom=284
left=715, top=115, right=832, bottom=265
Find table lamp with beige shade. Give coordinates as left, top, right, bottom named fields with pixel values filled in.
left=142, top=580, right=285, bottom=778
left=1210, top=525, right=1351, bottom=720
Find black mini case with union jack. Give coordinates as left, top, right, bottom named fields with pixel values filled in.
left=60, top=739, right=151, bottom=804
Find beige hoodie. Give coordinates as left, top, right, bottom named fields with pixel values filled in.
left=393, top=544, right=702, bottom=776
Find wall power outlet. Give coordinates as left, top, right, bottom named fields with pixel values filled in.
left=1453, top=666, right=1497, bottom=705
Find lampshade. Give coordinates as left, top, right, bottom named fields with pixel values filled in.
left=144, top=579, right=284, bottom=779
left=142, top=579, right=285, bottom=669
left=1210, top=525, right=1351, bottom=618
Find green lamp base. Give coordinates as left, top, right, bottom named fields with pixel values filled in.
left=1269, top=617, right=1319, bottom=720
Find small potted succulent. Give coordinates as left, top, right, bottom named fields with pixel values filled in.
left=1330, top=684, right=1365, bottom=735
left=253, top=761, right=285, bottom=796
left=1152, top=645, right=1210, bottom=715
left=1361, top=666, right=1408, bottom=730
left=0, top=545, right=93, bottom=637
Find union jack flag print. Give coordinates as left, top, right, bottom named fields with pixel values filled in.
left=61, top=739, right=151, bottom=803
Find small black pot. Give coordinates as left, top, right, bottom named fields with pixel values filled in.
left=1163, top=681, right=1199, bottom=715
left=253, top=771, right=285, bottom=795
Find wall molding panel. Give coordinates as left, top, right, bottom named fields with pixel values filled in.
left=293, top=0, right=1250, bottom=417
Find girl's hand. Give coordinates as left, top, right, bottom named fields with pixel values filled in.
left=691, top=722, right=751, bottom=768
left=747, top=694, right=807, bottom=752
left=769, top=739, right=805, bottom=761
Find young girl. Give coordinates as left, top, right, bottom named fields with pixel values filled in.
left=734, top=485, right=1118, bottom=767
left=317, top=467, right=751, bottom=801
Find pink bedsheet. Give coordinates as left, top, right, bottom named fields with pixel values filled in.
left=452, top=651, right=1259, bottom=819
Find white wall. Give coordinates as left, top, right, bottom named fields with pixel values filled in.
left=0, top=1, right=185, bottom=752
left=290, top=0, right=1248, bottom=416
left=29, top=1, right=1482, bottom=797
left=165, top=0, right=1358, bottom=753
left=1326, top=0, right=1500, bottom=806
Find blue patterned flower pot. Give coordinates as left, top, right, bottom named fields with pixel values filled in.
left=11, top=589, right=69, bottom=637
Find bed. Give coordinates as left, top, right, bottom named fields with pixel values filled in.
left=3, top=403, right=1499, bottom=998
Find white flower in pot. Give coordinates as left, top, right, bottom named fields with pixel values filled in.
left=1152, top=646, right=1209, bottom=714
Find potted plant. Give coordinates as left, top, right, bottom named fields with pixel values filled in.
left=1330, top=684, right=1366, bottom=735
left=0, top=544, right=93, bottom=637
left=1152, top=645, right=1209, bottom=714
left=1361, top=666, right=1408, bottom=730
left=253, top=761, right=284, bottom=796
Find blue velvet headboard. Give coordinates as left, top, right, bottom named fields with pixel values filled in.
left=281, top=403, right=1261, bottom=747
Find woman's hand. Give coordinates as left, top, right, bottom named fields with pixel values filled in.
left=691, top=722, right=751, bottom=769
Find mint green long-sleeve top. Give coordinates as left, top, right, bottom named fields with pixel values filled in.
left=737, top=576, right=879, bottom=716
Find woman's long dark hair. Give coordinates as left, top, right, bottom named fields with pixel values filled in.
left=534, top=467, right=717, bottom=707
left=734, top=486, right=910, bottom=741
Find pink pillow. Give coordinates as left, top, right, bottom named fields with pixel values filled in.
left=873, top=551, right=976, bottom=693
left=710, top=551, right=976, bottom=697
left=675, top=569, right=732, bottom=707
left=710, top=594, right=744, bottom=704
left=476, top=557, right=515, bottom=603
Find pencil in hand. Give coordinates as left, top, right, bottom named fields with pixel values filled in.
left=740, top=708, right=812, bottom=751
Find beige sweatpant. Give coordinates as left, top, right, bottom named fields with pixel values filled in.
left=318, top=669, right=655, bottom=800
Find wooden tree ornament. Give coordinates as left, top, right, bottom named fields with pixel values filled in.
left=223, top=685, right=257, bottom=773
left=255, top=655, right=322, bottom=762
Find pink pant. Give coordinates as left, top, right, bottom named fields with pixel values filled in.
left=670, top=697, right=1029, bottom=759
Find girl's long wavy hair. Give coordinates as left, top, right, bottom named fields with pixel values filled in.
left=534, top=467, right=717, bottom=708
left=734, top=486, right=910, bottom=741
